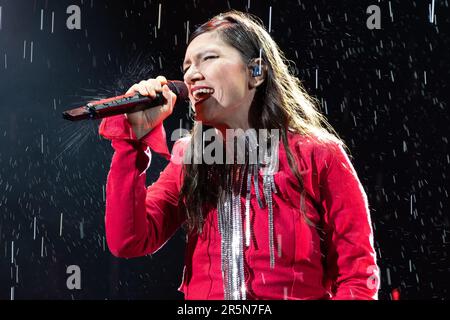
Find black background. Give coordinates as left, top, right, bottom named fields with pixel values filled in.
left=0, top=0, right=448, bottom=300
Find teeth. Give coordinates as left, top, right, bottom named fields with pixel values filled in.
left=192, top=88, right=214, bottom=100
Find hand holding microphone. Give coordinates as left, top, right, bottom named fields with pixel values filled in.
left=62, top=75, right=188, bottom=139
left=125, top=76, right=179, bottom=139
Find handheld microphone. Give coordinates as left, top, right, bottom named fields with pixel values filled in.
left=62, top=80, right=189, bottom=121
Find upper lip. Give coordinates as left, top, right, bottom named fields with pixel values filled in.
left=191, top=85, right=214, bottom=94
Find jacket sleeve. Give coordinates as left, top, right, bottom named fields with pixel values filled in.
left=99, top=115, right=187, bottom=258
left=318, top=141, right=380, bottom=300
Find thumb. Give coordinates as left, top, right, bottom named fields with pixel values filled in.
left=162, top=84, right=177, bottom=106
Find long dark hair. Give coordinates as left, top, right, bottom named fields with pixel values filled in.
left=179, top=10, right=344, bottom=233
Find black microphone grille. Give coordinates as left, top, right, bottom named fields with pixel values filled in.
left=167, top=80, right=189, bottom=100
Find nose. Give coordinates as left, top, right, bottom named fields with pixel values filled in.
left=184, top=65, right=204, bottom=85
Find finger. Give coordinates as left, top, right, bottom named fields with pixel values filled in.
left=161, top=85, right=170, bottom=106
left=162, top=84, right=177, bottom=109
left=126, top=84, right=139, bottom=95
left=134, top=83, right=151, bottom=97
left=145, top=79, right=162, bottom=98
left=155, top=75, right=168, bottom=86
left=138, top=80, right=153, bottom=97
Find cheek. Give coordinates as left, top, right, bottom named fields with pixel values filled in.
left=196, top=58, right=248, bottom=112
left=216, top=65, right=248, bottom=102
left=225, top=83, right=248, bottom=107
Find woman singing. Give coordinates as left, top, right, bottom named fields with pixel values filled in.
left=99, top=10, right=380, bottom=300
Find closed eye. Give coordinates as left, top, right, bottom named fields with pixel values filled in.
left=183, top=55, right=219, bottom=74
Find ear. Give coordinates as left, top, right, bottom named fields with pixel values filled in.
left=248, top=58, right=267, bottom=89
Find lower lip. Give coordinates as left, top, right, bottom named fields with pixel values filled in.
left=194, top=95, right=211, bottom=106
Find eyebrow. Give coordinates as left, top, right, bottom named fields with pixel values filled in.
left=183, top=48, right=219, bottom=70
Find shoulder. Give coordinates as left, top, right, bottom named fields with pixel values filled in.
left=170, top=136, right=191, bottom=165
left=286, top=129, right=362, bottom=190
left=287, top=128, right=346, bottom=167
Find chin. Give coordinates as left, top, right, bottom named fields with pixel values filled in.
left=194, top=114, right=216, bottom=127
left=194, top=106, right=211, bottom=122
left=195, top=117, right=213, bottom=126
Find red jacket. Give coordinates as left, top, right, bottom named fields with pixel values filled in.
left=99, top=115, right=380, bottom=300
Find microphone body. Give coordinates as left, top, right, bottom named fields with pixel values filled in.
left=62, top=80, right=188, bottom=121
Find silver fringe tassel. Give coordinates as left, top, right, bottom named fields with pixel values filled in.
left=217, top=132, right=279, bottom=299
left=263, top=173, right=277, bottom=269
left=262, top=147, right=279, bottom=270
left=218, top=167, right=246, bottom=300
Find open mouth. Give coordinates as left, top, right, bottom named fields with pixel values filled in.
left=192, top=87, right=215, bottom=104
